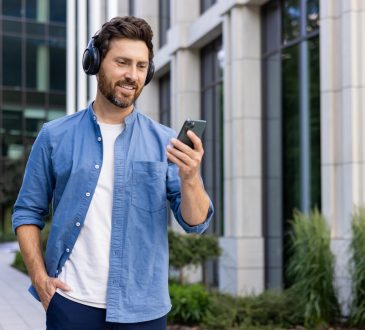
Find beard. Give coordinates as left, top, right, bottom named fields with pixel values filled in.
left=98, top=68, right=143, bottom=109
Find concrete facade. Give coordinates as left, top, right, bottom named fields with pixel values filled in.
left=67, top=0, right=365, bottom=301
left=320, top=0, right=365, bottom=310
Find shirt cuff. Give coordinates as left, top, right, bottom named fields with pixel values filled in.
left=176, top=198, right=214, bottom=234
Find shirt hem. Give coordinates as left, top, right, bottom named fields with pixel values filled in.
left=105, top=305, right=172, bottom=323
left=56, top=289, right=107, bottom=309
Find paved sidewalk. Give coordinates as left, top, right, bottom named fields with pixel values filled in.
left=0, top=242, right=45, bottom=330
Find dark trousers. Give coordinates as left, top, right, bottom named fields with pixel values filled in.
left=46, top=293, right=167, bottom=330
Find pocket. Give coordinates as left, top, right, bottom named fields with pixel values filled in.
left=46, top=292, right=58, bottom=314
left=131, top=161, right=167, bottom=212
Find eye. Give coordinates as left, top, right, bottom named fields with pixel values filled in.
left=138, top=63, right=147, bottom=69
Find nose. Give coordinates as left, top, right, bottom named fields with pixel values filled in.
left=124, top=64, right=138, bottom=82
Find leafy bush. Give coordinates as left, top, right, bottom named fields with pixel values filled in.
left=202, top=289, right=303, bottom=330
left=12, top=250, right=28, bottom=274
left=168, top=283, right=210, bottom=325
left=202, top=292, right=239, bottom=329
left=349, top=207, right=365, bottom=325
left=168, top=230, right=221, bottom=283
left=286, top=210, right=340, bottom=328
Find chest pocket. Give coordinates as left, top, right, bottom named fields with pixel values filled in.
left=131, top=161, right=167, bottom=213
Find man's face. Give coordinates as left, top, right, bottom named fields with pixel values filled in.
left=97, top=38, right=149, bottom=109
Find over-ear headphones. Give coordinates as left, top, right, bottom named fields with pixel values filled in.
left=82, top=37, right=155, bottom=86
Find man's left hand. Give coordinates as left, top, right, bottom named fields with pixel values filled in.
left=166, top=130, right=204, bottom=182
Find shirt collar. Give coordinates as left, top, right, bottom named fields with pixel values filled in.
left=87, top=102, right=138, bottom=128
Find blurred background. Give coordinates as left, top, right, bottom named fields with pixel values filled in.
left=0, top=0, right=363, bottom=312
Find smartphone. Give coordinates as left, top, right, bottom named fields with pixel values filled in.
left=177, top=119, right=207, bottom=149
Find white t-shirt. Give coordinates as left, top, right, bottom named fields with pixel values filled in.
left=57, top=122, right=123, bottom=308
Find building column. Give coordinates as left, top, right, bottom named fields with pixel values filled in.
left=320, top=0, right=365, bottom=312
left=133, top=0, right=160, bottom=120
left=219, top=4, right=264, bottom=296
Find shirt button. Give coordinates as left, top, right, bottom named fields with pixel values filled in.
left=66, top=248, right=70, bottom=253
left=85, top=192, right=90, bottom=197
left=93, top=115, right=96, bottom=120
left=76, top=222, right=81, bottom=227
left=97, top=137, right=102, bottom=142
left=95, top=164, right=100, bottom=169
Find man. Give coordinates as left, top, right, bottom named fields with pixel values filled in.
left=12, top=16, right=213, bottom=330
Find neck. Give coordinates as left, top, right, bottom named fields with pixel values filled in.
left=93, top=91, right=134, bottom=124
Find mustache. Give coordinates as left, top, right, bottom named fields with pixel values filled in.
left=116, top=79, right=137, bottom=88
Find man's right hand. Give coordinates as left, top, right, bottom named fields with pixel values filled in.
left=34, top=275, right=71, bottom=311
left=15, top=225, right=71, bottom=311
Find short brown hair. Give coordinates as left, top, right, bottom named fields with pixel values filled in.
left=94, top=16, right=154, bottom=61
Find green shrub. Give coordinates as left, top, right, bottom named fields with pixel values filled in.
left=202, top=291, right=239, bottom=329
left=286, top=209, right=340, bottom=328
left=168, top=230, right=221, bottom=283
left=12, top=250, right=28, bottom=274
left=168, top=283, right=210, bottom=325
left=167, top=280, right=305, bottom=329
left=235, top=290, right=303, bottom=328
left=349, top=207, right=365, bottom=325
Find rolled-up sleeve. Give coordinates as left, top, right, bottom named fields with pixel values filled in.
left=12, top=125, right=54, bottom=232
left=166, top=161, right=214, bottom=234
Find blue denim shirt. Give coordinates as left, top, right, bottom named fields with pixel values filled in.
left=12, top=104, right=213, bottom=323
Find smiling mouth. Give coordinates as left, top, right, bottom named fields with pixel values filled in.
left=119, top=84, right=135, bottom=90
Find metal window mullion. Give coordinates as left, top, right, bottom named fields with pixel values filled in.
left=299, top=0, right=310, bottom=213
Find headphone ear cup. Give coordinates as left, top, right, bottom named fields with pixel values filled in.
left=82, top=40, right=100, bottom=75
left=144, top=61, right=155, bottom=85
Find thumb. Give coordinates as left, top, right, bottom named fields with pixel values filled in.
left=53, top=278, right=71, bottom=291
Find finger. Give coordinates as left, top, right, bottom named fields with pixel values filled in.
left=166, top=149, right=189, bottom=171
left=166, top=145, right=193, bottom=165
left=186, top=130, right=203, bottom=152
left=53, top=278, right=71, bottom=291
left=170, top=138, right=194, bottom=155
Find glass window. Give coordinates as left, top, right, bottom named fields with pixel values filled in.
left=201, top=38, right=224, bottom=288
left=2, top=36, right=22, bottom=87
left=2, top=90, right=22, bottom=104
left=24, top=108, right=46, bottom=138
left=159, top=0, right=170, bottom=47
left=159, top=72, right=171, bottom=224
left=25, top=91, right=46, bottom=106
left=261, top=0, right=320, bottom=290
left=49, top=25, right=67, bottom=38
left=48, top=109, right=65, bottom=121
left=159, top=73, right=171, bottom=126
left=200, top=0, right=217, bottom=14
left=307, top=0, right=320, bottom=33
left=2, top=0, right=22, bottom=18
left=201, top=38, right=223, bottom=238
left=3, top=19, right=22, bottom=34
left=26, top=38, right=49, bottom=91
left=49, top=42, right=66, bottom=91
left=50, top=0, right=66, bottom=22
left=282, top=0, right=300, bottom=44
left=49, top=93, right=66, bottom=107
left=282, top=45, right=300, bottom=223
left=26, top=0, right=37, bottom=19
left=26, top=22, right=46, bottom=36
left=309, top=37, right=321, bottom=208
left=201, top=38, right=223, bottom=235
left=2, top=109, right=23, bottom=160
